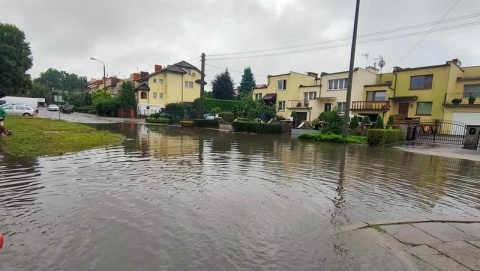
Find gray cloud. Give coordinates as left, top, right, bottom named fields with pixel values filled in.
left=1, top=0, right=480, bottom=89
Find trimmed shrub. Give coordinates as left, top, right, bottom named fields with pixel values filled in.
left=361, top=116, right=371, bottom=125
left=387, top=115, right=395, bottom=126
left=149, top=112, right=161, bottom=118
left=367, top=129, right=403, bottom=146
left=299, top=132, right=366, bottom=144
left=218, top=112, right=235, bottom=123
left=194, top=98, right=242, bottom=113
left=232, top=121, right=281, bottom=134
left=180, top=120, right=195, bottom=127
left=193, top=119, right=219, bottom=128
left=374, top=116, right=384, bottom=129
left=318, top=111, right=337, bottom=122
left=350, top=116, right=360, bottom=130
left=146, top=117, right=169, bottom=124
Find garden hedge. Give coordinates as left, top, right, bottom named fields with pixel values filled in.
left=193, top=119, right=219, bottom=128
left=218, top=112, right=235, bottom=123
left=232, top=121, right=281, bottom=134
left=367, top=129, right=403, bottom=146
left=298, top=132, right=366, bottom=144
left=194, top=98, right=241, bottom=112
left=146, top=117, right=170, bottom=124
left=75, top=106, right=93, bottom=113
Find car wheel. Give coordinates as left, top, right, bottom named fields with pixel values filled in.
left=23, top=113, right=31, bottom=117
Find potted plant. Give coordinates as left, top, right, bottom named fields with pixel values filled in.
left=451, top=98, right=462, bottom=105
left=468, top=95, right=476, bottom=105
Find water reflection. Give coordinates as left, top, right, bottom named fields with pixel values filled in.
left=0, top=124, right=479, bottom=270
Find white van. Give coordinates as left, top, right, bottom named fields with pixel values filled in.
left=137, top=104, right=164, bottom=116
left=0, top=96, right=39, bottom=110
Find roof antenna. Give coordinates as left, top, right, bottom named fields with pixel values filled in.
left=362, top=53, right=369, bottom=68
left=375, top=56, right=386, bottom=73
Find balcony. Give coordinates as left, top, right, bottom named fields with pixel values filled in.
left=444, top=93, right=480, bottom=106
left=287, top=100, right=310, bottom=109
left=351, top=101, right=390, bottom=111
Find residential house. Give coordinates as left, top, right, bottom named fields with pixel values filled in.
left=252, top=72, right=319, bottom=122
left=133, top=61, right=202, bottom=115
left=318, top=67, right=378, bottom=120
left=87, top=76, right=124, bottom=95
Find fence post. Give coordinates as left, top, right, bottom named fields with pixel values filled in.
left=433, top=119, right=438, bottom=143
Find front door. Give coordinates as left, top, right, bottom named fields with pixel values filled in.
left=398, top=103, right=409, bottom=117
left=324, top=103, right=332, bottom=111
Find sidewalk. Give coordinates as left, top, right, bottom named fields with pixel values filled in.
left=338, top=219, right=480, bottom=270
left=395, top=143, right=480, bottom=162
left=74, top=112, right=147, bottom=124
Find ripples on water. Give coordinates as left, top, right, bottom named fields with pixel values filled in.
left=1, top=124, right=479, bottom=270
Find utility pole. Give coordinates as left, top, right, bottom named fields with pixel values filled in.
left=343, top=0, right=361, bottom=138
left=200, top=53, right=206, bottom=118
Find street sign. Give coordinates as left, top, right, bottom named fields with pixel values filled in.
left=54, top=95, right=63, bottom=103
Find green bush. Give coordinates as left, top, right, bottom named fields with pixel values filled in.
left=218, top=112, right=235, bottom=123
left=350, top=116, right=360, bottom=129
left=318, top=111, right=337, bottom=122
left=387, top=115, right=395, bottom=126
left=146, top=117, right=169, bottom=124
left=232, top=121, right=282, bottom=134
left=75, top=106, right=93, bottom=113
left=149, top=112, right=161, bottom=118
left=374, top=116, right=384, bottom=129
left=94, top=98, right=122, bottom=116
left=193, top=119, right=219, bottom=128
left=367, top=129, right=403, bottom=146
left=298, top=132, right=366, bottom=144
left=361, top=116, right=371, bottom=125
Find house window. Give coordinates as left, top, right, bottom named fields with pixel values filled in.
left=159, top=93, right=164, bottom=99
left=410, top=75, right=433, bottom=89
left=158, top=79, right=163, bottom=84
left=278, top=101, right=286, bottom=111
left=337, top=102, right=346, bottom=113
left=140, top=91, right=148, bottom=99
left=153, top=78, right=157, bottom=83
left=366, top=91, right=387, bottom=101
left=463, top=84, right=480, bottom=97
left=254, top=93, right=262, bottom=100
left=153, top=92, right=157, bottom=99
left=277, top=80, right=287, bottom=90
left=416, top=102, right=432, bottom=115
left=185, top=81, right=194, bottom=89
left=303, top=91, right=317, bottom=101
left=324, top=103, right=332, bottom=111
left=328, top=78, right=348, bottom=90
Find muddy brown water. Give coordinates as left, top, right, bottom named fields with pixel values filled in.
left=1, top=124, right=479, bottom=270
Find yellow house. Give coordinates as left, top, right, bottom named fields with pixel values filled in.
left=364, top=58, right=480, bottom=124
left=252, top=71, right=319, bottom=122
left=318, top=67, right=378, bottom=119
left=133, top=61, right=201, bottom=115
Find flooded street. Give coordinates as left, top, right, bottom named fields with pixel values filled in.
left=1, top=124, right=479, bottom=270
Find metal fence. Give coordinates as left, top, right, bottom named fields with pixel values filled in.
left=412, top=119, right=466, bottom=145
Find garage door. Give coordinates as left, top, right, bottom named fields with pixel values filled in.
left=452, top=112, right=480, bottom=125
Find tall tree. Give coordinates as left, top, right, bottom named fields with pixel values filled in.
left=118, top=81, right=136, bottom=109
left=0, top=23, right=33, bottom=95
left=238, top=67, right=256, bottom=94
left=34, top=68, right=87, bottom=93
left=212, top=69, right=234, bottom=100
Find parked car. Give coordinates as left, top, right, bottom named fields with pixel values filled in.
left=47, top=104, right=59, bottom=111
left=2, top=104, right=37, bottom=116
left=61, top=105, right=74, bottom=114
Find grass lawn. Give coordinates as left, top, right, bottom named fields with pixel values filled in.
left=298, top=132, right=367, bottom=144
left=1, top=117, right=124, bottom=156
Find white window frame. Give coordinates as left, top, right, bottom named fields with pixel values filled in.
left=159, top=93, right=164, bottom=99
left=153, top=78, right=157, bottom=83
left=337, top=102, right=346, bottom=113
left=255, top=93, right=262, bottom=100
left=158, top=79, right=164, bottom=84
left=185, top=81, right=194, bottom=89
left=278, top=101, right=286, bottom=111
left=304, top=91, right=317, bottom=101
left=153, top=92, right=157, bottom=99
left=328, top=79, right=348, bottom=90
left=277, top=80, right=287, bottom=90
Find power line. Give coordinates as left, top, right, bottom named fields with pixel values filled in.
left=207, top=20, right=480, bottom=61
left=396, top=0, right=462, bottom=65
left=208, top=11, right=478, bottom=57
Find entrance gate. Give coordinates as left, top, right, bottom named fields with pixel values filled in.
left=411, top=119, right=466, bottom=145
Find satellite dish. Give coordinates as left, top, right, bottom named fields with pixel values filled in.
left=378, top=59, right=385, bottom=68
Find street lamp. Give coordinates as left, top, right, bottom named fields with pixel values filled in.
left=90, top=57, right=106, bottom=91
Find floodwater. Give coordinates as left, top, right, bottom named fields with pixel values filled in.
left=1, top=124, right=479, bottom=270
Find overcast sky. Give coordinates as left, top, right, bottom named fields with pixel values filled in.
left=1, top=0, right=480, bottom=90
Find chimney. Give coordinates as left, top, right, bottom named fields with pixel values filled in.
left=393, top=66, right=402, bottom=72
left=131, top=73, right=141, bottom=81
left=451, top=58, right=462, bottom=67
left=154, top=65, right=162, bottom=72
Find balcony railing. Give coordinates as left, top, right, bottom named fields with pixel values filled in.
left=288, top=100, right=310, bottom=108
left=445, top=93, right=479, bottom=105
left=351, top=101, right=390, bottom=111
